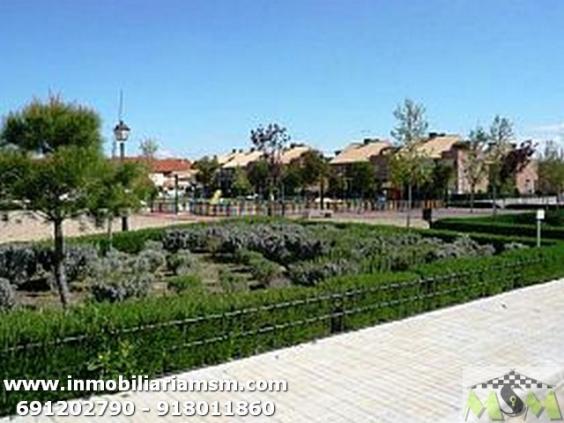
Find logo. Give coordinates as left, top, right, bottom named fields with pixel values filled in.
left=465, top=369, right=562, bottom=421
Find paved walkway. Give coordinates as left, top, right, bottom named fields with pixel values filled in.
left=6, top=279, right=564, bottom=422
left=0, top=208, right=518, bottom=244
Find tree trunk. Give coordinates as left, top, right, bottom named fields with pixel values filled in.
left=107, top=217, right=113, bottom=250
left=406, top=184, right=412, bottom=228
left=320, top=178, right=325, bottom=210
left=121, top=215, right=129, bottom=231
left=53, top=219, right=70, bottom=308
left=470, top=185, right=475, bottom=214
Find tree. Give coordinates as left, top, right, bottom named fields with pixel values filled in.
left=247, top=159, right=269, bottom=199
left=0, top=96, right=104, bottom=307
left=465, top=126, right=489, bottom=213
left=327, top=171, right=348, bottom=199
left=300, top=150, right=330, bottom=208
left=281, top=161, right=303, bottom=198
left=250, top=123, right=290, bottom=201
left=194, top=156, right=219, bottom=198
left=487, top=115, right=514, bottom=215
left=390, top=99, right=432, bottom=227
left=231, top=166, right=252, bottom=197
left=139, top=138, right=159, bottom=159
left=421, top=161, right=454, bottom=201
left=347, top=162, right=376, bottom=200
left=88, top=160, right=155, bottom=248
left=538, top=141, right=564, bottom=204
left=499, top=140, right=536, bottom=194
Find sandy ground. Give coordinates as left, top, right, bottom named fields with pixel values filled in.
left=0, top=212, right=213, bottom=244
left=0, top=208, right=516, bottom=244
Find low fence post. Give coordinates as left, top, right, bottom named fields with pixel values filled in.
left=331, top=295, right=345, bottom=334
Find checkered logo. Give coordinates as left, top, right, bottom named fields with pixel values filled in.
left=471, top=369, right=553, bottom=390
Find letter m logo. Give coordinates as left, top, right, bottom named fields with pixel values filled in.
left=525, top=391, right=563, bottom=420
left=465, top=390, right=503, bottom=421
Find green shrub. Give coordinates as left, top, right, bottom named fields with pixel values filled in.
left=0, top=242, right=563, bottom=415
left=162, top=223, right=329, bottom=263
left=219, top=269, right=248, bottom=293
left=167, top=250, right=199, bottom=276
left=167, top=274, right=203, bottom=293
left=289, top=258, right=360, bottom=286
left=233, top=249, right=263, bottom=266
left=137, top=248, right=166, bottom=273
left=431, top=216, right=564, bottom=240
left=0, top=244, right=41, bottom=287
left=234, top=249, right=282, bottom=287
left=90, top=273, right=154, bottom=303
left=0, top=244, right=98, bottom=290
left=87, top=250, right=155, bottom=302
left=249, top=258, right=281, bottom=287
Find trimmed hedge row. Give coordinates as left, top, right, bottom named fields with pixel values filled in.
left=1, top=241, right=564, bottom=415
left=431, top=217, right=564, bottom=240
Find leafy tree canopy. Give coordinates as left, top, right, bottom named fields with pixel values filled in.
left=1, top=95, right=102, bottom=154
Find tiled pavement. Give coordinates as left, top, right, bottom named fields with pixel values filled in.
left=5, top=278, right=564, bottom=422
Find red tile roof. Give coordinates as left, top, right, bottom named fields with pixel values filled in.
left=118, top=156, right=192, bottom=173
left=151, top=158, right=191, bottom=173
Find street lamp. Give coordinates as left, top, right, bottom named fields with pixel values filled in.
left=113, top=120, right=130, bottom=160
left=113, top=119, right=131, bottom=231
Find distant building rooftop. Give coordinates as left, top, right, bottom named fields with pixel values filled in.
left=416, top=133, right=464, bottom=158
left=222, top=150, right=264, bottom=168
left=119, top=156, right=192, bottom=173
left=330, top=139, right=391, bottom=164
left=218, top=143, right=313, bottom=169
left=280, top=144, right=312, bottom=164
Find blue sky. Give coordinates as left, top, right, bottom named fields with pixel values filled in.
left=1, top=0, right=563, bottom=158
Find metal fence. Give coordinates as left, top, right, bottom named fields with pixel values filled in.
left=0, top=255, right=552, bottom=415
left=0, top=257, right=542, bottom=357
left=150, top=199, right=445, bottom=216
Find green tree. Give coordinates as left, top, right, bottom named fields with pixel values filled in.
left=538, top=141, right=564, bottom=205
left=139, top=138, right=159, bottom=159
left=327, top=171, right=348, bottom=199
left=250, top=123, right=290, bottom=201
left=300, top=150, right=330, bottom=208
left=231, top=166, right=252, bottom=197
left=390, top=98, right=432, bottom=227
left=465, top=126, right=489, bottom=213
left=282, top=161, right=303, bottom=198
left=487, top=115, right=514, bottom=215
left=347, top=162, right=376, bottom=199
left=0, top=96, right=104, bottom=307
left=421, top=161, right=454, bottom=201
left=247, top=159, right=270, bottom=199
left=88, top=160, right=156, bottom=248
left=194, top=156, right=219, bottom=198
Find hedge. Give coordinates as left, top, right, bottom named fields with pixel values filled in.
left=431, top=217, right=564, bottom=240
left=1, top=241, right=563, bottom=415
left=66, top=217, right=555, bottom=257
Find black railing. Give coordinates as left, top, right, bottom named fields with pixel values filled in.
left=0, top=257, right=541, bottom=357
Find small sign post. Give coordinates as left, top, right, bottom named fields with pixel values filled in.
left=536, top=209, right=545, bottom=248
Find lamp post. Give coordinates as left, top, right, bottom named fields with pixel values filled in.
left=174, top=174, right=179, bottom=214
left=536, top=209, right=545, bottom=248
left=113, top=119, right=131, bottom=231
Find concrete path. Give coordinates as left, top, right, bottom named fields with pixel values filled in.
left=0, top=208, right=518, bottom=244
left=6, top=278, right=564, bottom=422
